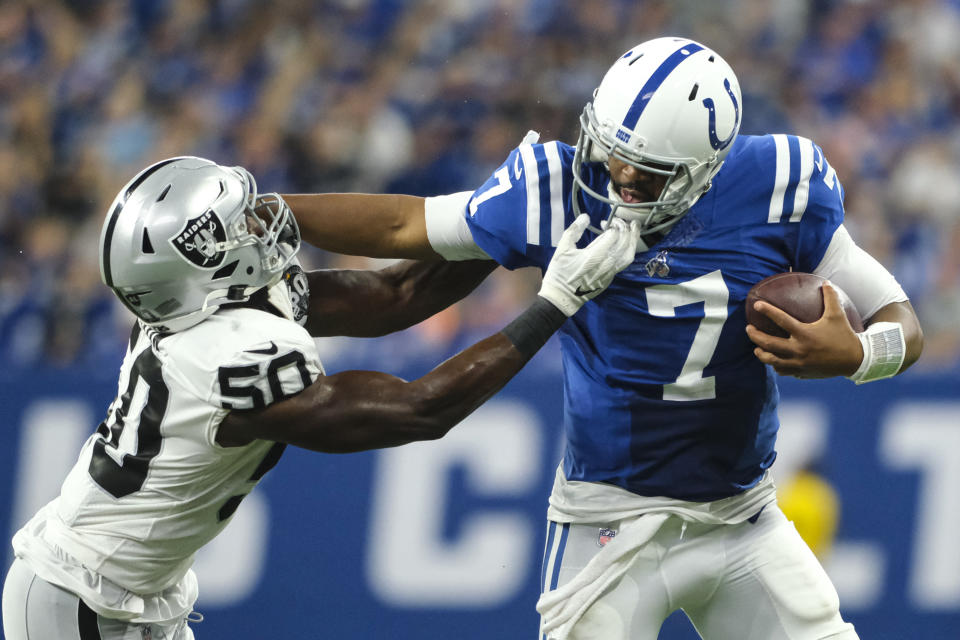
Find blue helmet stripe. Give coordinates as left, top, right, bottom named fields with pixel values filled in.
left=621, top=42, right=704, bottom=131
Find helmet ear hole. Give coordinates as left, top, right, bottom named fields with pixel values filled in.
left=211, top=260, right=239, bottom=280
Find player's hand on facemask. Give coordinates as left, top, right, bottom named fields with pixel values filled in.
left=538, top=214, right=639, bottom=316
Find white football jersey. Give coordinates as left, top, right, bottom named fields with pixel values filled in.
left=12, top=293, right=322, bottom=621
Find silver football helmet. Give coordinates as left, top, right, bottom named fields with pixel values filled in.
left=99, top=156, right=301, bottom=332
left=572, top=37, right=742, bottom=235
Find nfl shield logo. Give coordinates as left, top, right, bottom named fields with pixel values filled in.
left=644, top=250, right=670, bottom=278
left=597, top=528, right=617, bottom=547
left=171, top=210, right=227, bottom=268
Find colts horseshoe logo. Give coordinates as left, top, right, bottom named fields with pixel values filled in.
left=701, top=78, right=740, bottom=151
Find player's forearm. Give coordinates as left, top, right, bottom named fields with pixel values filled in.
left=283, top=193, right=437, bottom=259
left=257, top=335, right=526, bottom=453
left=305, top=260, right=497, bottom=337
left=865, top=300, right=924, bottom=373
left=230, top=298, right=565, bottom=453
left=395, top=334, right=532, bottom=441
left=392, top=297, right=568, bottom=439
left=317, top=316, right=558, bottom=452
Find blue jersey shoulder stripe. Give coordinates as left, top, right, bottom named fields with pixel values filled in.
left=767, top=134, right=817, bottom=224
left=780, top=135, right=802, bottom=221
left=533, top=144, right=553, bottom=248
left=518, top=144, right=541, bottom=245
left=522, top=142, right=568, bottom=247
left=766, top=134, right=789, bottom=223
left=621, top=43, right=705, bottom=131
left=543, top=142, right=566, bottom=246
left=789, top=136, right=816, bottom=221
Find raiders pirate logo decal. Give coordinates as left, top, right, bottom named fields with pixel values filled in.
left=171, top=210, right=226, bottom=268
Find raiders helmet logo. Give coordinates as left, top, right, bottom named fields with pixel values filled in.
left=171, top=210, right=226, bottom=268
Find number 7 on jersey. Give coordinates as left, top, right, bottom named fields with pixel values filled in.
left=645, top=270, right=729, bottom=401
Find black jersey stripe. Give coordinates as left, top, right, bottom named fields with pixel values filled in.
left=129, top=320, right=142, bottom=351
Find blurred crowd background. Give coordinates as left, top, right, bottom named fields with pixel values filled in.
left=2, top=0, right=960, bottom=371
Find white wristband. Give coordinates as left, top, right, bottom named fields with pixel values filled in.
left=847, top=322, right=906, bottom=384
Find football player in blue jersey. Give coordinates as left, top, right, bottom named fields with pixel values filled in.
left=283, top=37, right=923, bottom=640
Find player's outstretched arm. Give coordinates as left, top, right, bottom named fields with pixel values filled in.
left=217, top=216, right=639, bottom=451
left=305, top=259, right=497, bottom=337
left=283, top=193, right=437, bottom=259
left=746, top=285, right=923, bottom=380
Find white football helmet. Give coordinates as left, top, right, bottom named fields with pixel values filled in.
left=99, top=156, right=301, bottom=332
left=572, top=37, right=742, bottom=235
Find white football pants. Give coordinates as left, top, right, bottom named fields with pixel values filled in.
left=2, top=559, right=196, bottom=640
left=540, top=504, right=859, bottom=640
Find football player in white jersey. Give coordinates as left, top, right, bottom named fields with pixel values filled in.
left=277, top=38, right=923, bottom=639
left=1, top=156, right=639, bottom=640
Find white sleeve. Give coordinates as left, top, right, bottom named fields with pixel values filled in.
left=813, top=224, right=908, bottom=320
left=169, top=310, right=323, bottom=411
left=424, top=191, right=492, bottom=261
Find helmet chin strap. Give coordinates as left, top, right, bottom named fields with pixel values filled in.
left=201, top=285, right=260, bottom=312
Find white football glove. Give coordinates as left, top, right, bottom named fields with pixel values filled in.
left=539, top=214, right=639, bottom=316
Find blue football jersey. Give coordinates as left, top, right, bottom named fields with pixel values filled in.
left=464, top=135, right=845, bottom=501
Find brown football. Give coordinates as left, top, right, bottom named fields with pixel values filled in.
left=745, top=272, right=864, bottom=338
